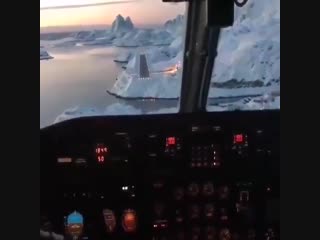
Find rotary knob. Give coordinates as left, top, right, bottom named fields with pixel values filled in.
left=189, top=204, right=201, bottom=220
left=188, top=183, right=200, bottom=197
left=203, top=182, right=215, bottom=196
left=174, top=187, right=184, bottom=201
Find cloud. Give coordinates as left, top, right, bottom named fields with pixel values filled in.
left=40, top=0, right=137, bottom=10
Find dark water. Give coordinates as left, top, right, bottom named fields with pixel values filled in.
left=41, top=46, right=122, bottom=127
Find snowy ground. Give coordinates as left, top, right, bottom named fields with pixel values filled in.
left=54, top=94, right=280, bottom=124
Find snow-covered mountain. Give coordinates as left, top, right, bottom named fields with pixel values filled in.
left=212, top=0, right=280, bottom=86
left=111, top=15, right=135, bottom=33
left=164, top=14, right=185, bottom=37
left=42, top=14, right=176, bottom=48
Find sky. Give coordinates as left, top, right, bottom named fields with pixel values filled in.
left=40, top=0, right=186, bottom=28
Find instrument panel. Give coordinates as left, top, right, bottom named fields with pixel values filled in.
left=40, top=111, right=280, bottom=240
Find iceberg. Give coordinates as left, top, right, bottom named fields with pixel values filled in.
left=40, top=47, right=53, bottom=60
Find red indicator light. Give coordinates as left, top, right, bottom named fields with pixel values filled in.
left=234, top=134, right=244, bottom=144
left=166, top=137, right=176, bottom=145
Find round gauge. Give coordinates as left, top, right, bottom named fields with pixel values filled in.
left=102, top=209, right=116, bottom=233
left=204, top=226, right=216, bottom=240
left=188, top=204, right=200, bottom=220
left=188, top=183, right=200, bottom=197
left=176, top=231, right=185, bottom=240
left=122, top=209, right=137, bottom=233
left=219, top=228, right=232, bottom=240
left=204, top=203, right=215, bottom=218
left=203, top=182, right=215, bottom=196
left=173, top=187, right=184, bottom=201
left=219, top=185, right=230, bottom=200
left=191, top=226, right=201, bottom=240
left=154, top=202, right=165, bottom=218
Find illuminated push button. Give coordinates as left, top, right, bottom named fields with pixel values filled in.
left=122, top=209, right=137, bottom=233
left=66, top=211, right=84, bottom=239
left=103, top=209, right=116, bottom=233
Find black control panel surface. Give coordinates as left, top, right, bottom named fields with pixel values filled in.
left=40, top=110, right=280, bottom=240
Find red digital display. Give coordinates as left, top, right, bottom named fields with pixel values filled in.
left=234, top=134, right=244, bottom=144
left=96, top=147, right=108, bottom=154
left=97, top=156, right=105, bottom=163
left=95, top=144, right=108, bottom=163
left=166, top=137, right=176, bottom=146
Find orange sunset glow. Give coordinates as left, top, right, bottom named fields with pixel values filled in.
left=40, top=0, right=186, bottom=28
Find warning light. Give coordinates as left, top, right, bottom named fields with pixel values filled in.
left=234, top=134, right=245, bottom=144
left=166, top=137, right=176, bottom=146
left=122, top=209, right=137, bottom=233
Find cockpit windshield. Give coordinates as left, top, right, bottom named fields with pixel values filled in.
left=40, top=0, right=280, bottom=128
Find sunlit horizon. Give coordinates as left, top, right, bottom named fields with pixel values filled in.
left=40, top=0, right=185, bottom=28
